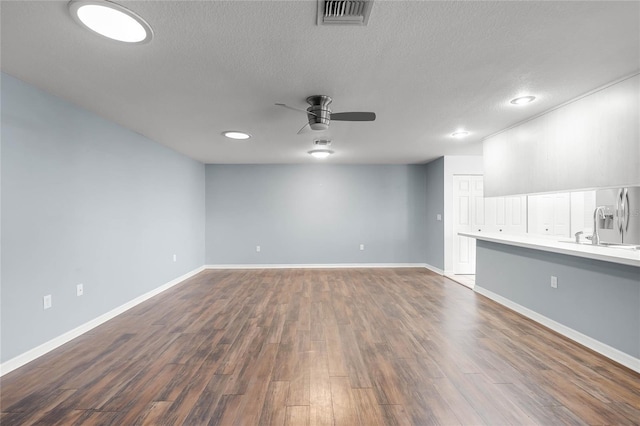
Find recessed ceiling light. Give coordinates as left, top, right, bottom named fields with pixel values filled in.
left=308, top=149, right=334, bottom=159
left=510, top=96, right=536, bottom=105
left=222, top=131, right=251, bottom=140
left=69, top=0, right=153, bottom=44
left=451, top=131, right=470, bottom=138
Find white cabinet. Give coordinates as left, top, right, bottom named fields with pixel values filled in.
left=484, top=74, right=640, bottom=197
left=528, top=193, right=570, bottom=236
left=453, top=176, right=526, bottom=274
left=482, top=195, right=527, bottom=234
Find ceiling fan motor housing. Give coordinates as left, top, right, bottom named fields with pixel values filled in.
left=307, top=95, right=332, bottom=130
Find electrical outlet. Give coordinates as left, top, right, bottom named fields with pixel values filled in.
left=436, top=214, right=442, bottom=221
left=360, top=244, right=365, bottom=251
left=173, top=254, right=177, bottom=262
left=256, top=245, right=261, bottom=252
left=550, top=276, right=558, bottom=289
left=43, top=294, right=52, bottom=310
left=77, top=283, right=84, bottom=296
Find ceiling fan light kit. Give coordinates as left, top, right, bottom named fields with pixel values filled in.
left=306, top=95, right=332, bottom=131
left=308, top=149, right=334, bottom=159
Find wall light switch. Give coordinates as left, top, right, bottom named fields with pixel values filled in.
left=173, top=254, right=177, bottom=262
left=360, top=244, right=365, bottom=251
left=43, top=294, right=52, bottom=310
left=77, top=283, right=84, bottom=297
left=256, top=245, right=261, bottom=252
left=437, top=214, right=442, bottom=221
left=550, top=276, right=558, bottom=289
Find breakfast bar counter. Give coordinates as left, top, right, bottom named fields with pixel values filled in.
left=461, top=231, right=640, bottom=373
left=459, top=231, right=640, bottom=268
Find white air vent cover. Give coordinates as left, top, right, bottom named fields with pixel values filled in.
left=317, top=0, right=374, bottom=26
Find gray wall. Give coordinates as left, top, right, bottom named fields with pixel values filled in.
left=476, top=240, right=640, bottom=358
left=423, top=157, right=444, bottom=270
left=1, top=74, right=206, bottom=362
left=205, top=164, right=427, bottom=265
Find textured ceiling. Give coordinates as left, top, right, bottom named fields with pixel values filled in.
left=1, top=1, right=639, bottom=164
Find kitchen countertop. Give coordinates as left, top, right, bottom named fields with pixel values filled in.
left=459, top=232, right=640, bottom=268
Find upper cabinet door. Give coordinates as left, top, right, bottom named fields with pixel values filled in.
left=483, top=74, right=640, bottom=197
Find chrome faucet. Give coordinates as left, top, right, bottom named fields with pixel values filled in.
left=592, top=206, right=606, bottom=245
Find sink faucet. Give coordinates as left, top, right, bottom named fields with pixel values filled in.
left=592, top=206, right=606, bottom=245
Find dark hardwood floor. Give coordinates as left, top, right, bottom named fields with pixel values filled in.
left=1, top=268, right=639, bottom=425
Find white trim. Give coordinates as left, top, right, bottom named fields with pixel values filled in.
left=445, top=274, right=475, bottom=290
left=0, top=266, right=206, bottom=377
left=423, top=263, right=444, bottom=275
left=205, top=263, right=440, bottom=271
left=474, top=286, right=640, bottom=374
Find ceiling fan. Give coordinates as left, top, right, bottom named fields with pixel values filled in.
left=276, top=95, right=376, bottom=134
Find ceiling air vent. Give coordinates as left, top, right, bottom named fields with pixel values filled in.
left=317, top=0, right=374, bottom=26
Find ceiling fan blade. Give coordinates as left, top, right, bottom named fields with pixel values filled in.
left=275, top=103, right=318, bottom=117
left=296, top=122, right=311, bottom=134
left=330, top=112, right=376, bottom=121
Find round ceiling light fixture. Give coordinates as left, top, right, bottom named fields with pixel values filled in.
left=451, top=130, right=470, bottom=138
left=510, top=95, right=536, bottom=105
left=222, top=131, right=252, bottom=140
left=69, top=0, right=153, bottom=44
left=308, top=149, right=334, bottom=159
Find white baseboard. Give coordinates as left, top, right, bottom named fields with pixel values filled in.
left=206, top=263, right=443, bottom=274
left=424, top=263, right=444, bottom=275
left=205, top=263, right=426, bottom=269
left=474, top=286, right=640, bottom=374
left=0, top=266, right=206, bottom=377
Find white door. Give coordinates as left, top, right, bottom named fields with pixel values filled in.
left=453, top=175, right=483, bottom=274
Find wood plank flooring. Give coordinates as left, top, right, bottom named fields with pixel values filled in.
left=1, top=268, right=639, bottom=425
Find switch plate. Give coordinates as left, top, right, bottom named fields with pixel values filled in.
left=360, top=244, right=365, bottom=251
left=256, top=245, right=261, bottom=252
left=173, top=254, right=177, bottom=262
left=43, top=294, right=52, bottom=310
left=550, top=276, right=558, bottom=289
left=77, top=283, right=84, bottom=296
left=436, top=214, right=442, bottom=221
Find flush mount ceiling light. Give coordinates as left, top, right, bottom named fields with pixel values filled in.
left=308, top=149, right=334, bottom=159
left=69, top=0, right=153, bottom=43
left=222, top=131, right=251, bottom=140
left=451, top=131, right=470, bottom=138
left=510, top=95, right=536, bottom=105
